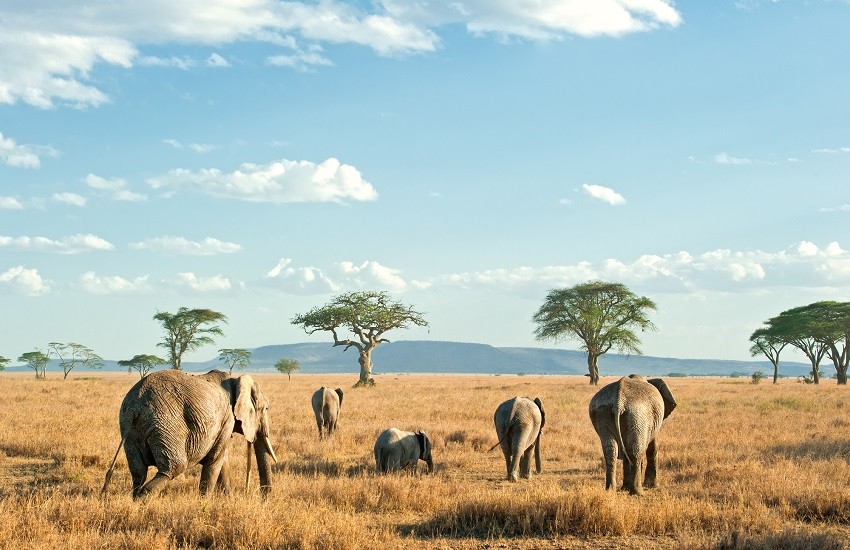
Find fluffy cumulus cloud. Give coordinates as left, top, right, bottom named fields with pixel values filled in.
left=0, top=131, right=55, bottom=168
left=78, top=272, right=150, bottom=294
left=0, top=196, right=23, bottom=209
left=264, top=258, right=409, bottom=294
left=0, top=234, right=114, bottom=254
left=148, top=157, right=378, bottom=203
left=130, top=236, right=242, bottom=255
left=0, top=1, right=680, bottom=108
left=582, top=183, right=626, bottom=205
left=176, top=272, right=232, bottom=292
left=84, top=173, right=147, bottom=201
left=52, top=192, right=87, bottom=207
left=713, top=152, right=752, bottom=165
left=0, top=265, right=49, bottom=295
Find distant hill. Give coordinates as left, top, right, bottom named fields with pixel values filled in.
left=4, top=340, right=817, bottom=378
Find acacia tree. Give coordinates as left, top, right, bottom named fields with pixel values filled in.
left=748, top=327, right=787, bottom=384
left=292, top=291, right=428, bottom=386
left=274, top=358, right=301, bottom=381
left=18, top=350, right=50, bottom=379
left=532, top=281, right=657, bottom=385
left=48, top=342, right=103, bottom=379
left=764, top=307, right=829, bottom=384
left=218, top=348, right=252, bottom=374
left=0, top=356, right=9, bottom=371
left=153, top=307, right=227, bottom=370
left=792, top=301, right=850, bottom=385
left=118, top=354, right=167, bottom=379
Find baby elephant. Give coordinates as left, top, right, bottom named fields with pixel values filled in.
left=311, top=386, right=343, bottom=439
left=493, top=396, right=545, bottom=482
left=589, top=375, right=676, bottom=495
left=374, top=428, right=434, bottom=474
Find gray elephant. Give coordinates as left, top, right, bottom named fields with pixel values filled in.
left=311, top=386, right=343, bottom=439
left=103, top=369, right=278, bottom=499
left=492, top=396, right=545, bottom=482
left=588, top=374, right=676, bottom=495
left=373, top=428, right=434, bottom=474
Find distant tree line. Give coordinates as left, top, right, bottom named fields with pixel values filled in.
left=750, top=301, right=850, bottom=385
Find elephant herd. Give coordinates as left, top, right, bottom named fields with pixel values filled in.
left=102, top=370, right=676, bottom=499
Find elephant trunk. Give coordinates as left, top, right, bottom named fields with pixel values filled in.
left=253, top=435, right=274, bottom=496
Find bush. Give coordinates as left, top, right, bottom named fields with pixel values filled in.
left=751, top=371, right=765, bottom=384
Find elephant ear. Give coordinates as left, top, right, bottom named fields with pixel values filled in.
left=335, top=388, right=344, bottom=408
left=233, top=375, right=258, bottom=442
left=648, top=378, right=677, bottom=419
left=415, top=431, right=428, bottom=459
left=534, top=397, right=546, bottom=431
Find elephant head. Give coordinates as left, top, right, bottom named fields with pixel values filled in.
left=648, top=378, right=677, bottom=419
left=415, top=430, right=434, bottom=473
left=226, top=375, right=278, bottom=494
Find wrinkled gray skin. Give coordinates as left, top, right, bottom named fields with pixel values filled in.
left=373, top=428, right=434, bottom=474
left=118, top=369, right=277, bottom=499
left=493, top=396, right=545, bottom=482
left=588, top=375, right=676, bottom=495
left=311, top=386, right=343, bottom=439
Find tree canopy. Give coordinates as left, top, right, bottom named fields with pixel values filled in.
left=274, top=357, right=301, bottom=380
left=118, top=354, right=167, bottom=379
left=218, top=348, right=252, bottom=374
left=532, top=280, right=657, bottom=385
left=0, top=356, right=9, bottom=371
left=18, top=350, right=50, bottom=379
left=291, top=291, right=428, bottom=386
left=748, top=327, right=787, bottom=384
left=154, top=307, right=227, bottom=370
left=48, top=342, right=103, bottom=380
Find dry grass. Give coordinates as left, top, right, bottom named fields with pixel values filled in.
left=1, top=372, right=849, bottom=549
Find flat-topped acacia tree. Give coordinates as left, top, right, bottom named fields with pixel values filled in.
left=292, top=291, right=428, bottom=387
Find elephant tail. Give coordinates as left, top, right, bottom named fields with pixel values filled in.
left=488, top=425, right=513, bottom=453
left=614, top=396, right=631, bottom=466
left=101, top=434, right=126, bottom=496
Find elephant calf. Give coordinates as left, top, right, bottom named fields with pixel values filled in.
left=311, top=386, right=343, bottom=439
left=493, top=396, right=545, bottom=482
left=374, top=428, right=434, bottom=474
left=589, top=374, right=676, bottom=495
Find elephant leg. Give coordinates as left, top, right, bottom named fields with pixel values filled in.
left=620, top=459, right=631, bottom=492
left=629, top=452, right=645, bottom=496
left=601, top=438, right=617, bottom=491
left=216, top=459, right=231, bottom=494
left=644, top=439, right=657, bottom=488
left=519, top=448, right=532, bottom=479
left=135, top=471, right=171, bottom=500
left=200, top=458, right=226, bottom=495
left=317, top=419, right=324, bottom=440
left=125, top=443, right=149, bottom=497
left=508, top=441, right=522, bottom=482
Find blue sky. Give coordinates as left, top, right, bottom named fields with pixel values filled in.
left=2, top=0, right=849, bottom=365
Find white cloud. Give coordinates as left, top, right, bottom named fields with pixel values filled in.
left=52, top=192, right=87, bottom=207
left=78, top=271, right=150, bottom=294
left=820, top=204, right=850, bottom=213
left=164, top=139, right=217, bottom=154
left=137, top=55, right=195, bottom=70
left=264, top=258, right=341, bottom=294
left=582, top=183, right=626, bottom=205
left=0, top=132, right=41, bottom=168
left=0, top=234, right=114, bottom=254
left=130, top=236, right=242, bottom=255
left=713, top=152, right=752, bottom=165
left=148, top=157, right=378, bottom=204
left=812, top=147, right=850, bottom=154
left=84, top=173, right=147, bottom=201
left=206, top=52, right=231, bottom=67
left=264, top=257, right=410, bottom=294
left=176, top=272, right=232, bottom=292
left=0, top=196, right=23, bottom=209
left=0, top=265, right=49, bottom=295
left=338, top=260, right=408, bottom=291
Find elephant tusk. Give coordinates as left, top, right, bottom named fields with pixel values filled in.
left=245, top=441, right=253, bottom=491
left=264, top=435, right=279, bottom=464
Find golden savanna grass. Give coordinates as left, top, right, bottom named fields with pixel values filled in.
left=1, top=372, right=849, bottom=549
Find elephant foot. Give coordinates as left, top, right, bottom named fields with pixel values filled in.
left=644, top=479, right=657, bottom=489
left=508, top=474, right=518, bottom=482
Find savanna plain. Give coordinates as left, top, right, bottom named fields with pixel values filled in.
left=1, top=372, right=849, bottom=549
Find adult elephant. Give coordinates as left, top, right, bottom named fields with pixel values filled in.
left=311, top=386, right=343, bottom=439
left=103, top=369, right=278, bottom=499
left=492, top=396, right=545, bottom=482
left=373, top=428, right=433, bottom=474
left=588, top=374, right=676, bottom=495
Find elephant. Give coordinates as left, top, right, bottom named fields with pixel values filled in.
left=588, top=374, right=676, bottom=495
left=311, top=386, right=343, bottom=439
left=102, top=369, right=278, bottom=499
left=492, top=396, right=545, bottom=482
left=373, top=428, right=434, bottom=474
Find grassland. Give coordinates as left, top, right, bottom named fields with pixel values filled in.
left=0, top=372, right=848, bottom=549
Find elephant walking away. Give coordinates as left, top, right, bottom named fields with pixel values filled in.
left=588, top=374, right=676, bottom=495
left=374, top=428, right=433, bottom=474
left=493, top=396, right=545, bottom=482
left=103, top=369, right=278, bottom=499
left=311, top=387, right=343, bottom=439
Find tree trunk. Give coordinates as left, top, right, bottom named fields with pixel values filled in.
left=838, top=365, right=848, bottom=385
left=772, top=360, right=779, bottom=384
left=358, top=350, right=374, bottom=386
left=587, top=354, right=599, bottom=386
left=811, top=363, right=820, bottom=384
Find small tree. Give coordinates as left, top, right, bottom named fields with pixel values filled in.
left=154, top=307, right=227, bottom=370
left=118, top=354, right=167, bottom=379
left=18, top=350, right=49, bottom=379
left=0, top=356, right=9, bottom=372
left=748, top=327, right=787, bottom=384
left=751, top=370, right=765, bottom=384
left=274, top=358, right=301, bottom=381
left=532, top=280, right=657, bottom=385
left=218, top=348, right=252, bottom=374
left=292, top=291, right=428, bottom=386
left=48, top=342, right=103, bottom=379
